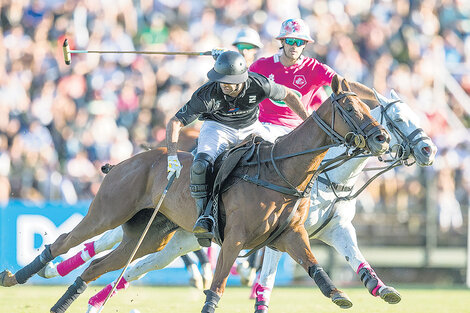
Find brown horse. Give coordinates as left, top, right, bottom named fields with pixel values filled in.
left=0, top=76, right=390, bottom=312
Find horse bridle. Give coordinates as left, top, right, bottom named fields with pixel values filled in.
left=271, top=90, right=387, bottom=197
left=240, top=90, right=386, bottom=198
left=311, top=91, right=386, bottom=149
left=236, top=90, right=386, bottom=257
left=379, top=100, right=431, bottom=165
left=319, top=98, right=433, bottom=197
left=308, top=99, right=433, bottom=238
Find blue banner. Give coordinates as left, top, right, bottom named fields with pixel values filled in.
left=0, top=200, right=294, bottom=286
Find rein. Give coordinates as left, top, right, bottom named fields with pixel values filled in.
left=236, top=91, right=378, bottom=257
left=309, top=99, right=431, bottom=238
left=317, top=99, right=431, bottom=196
left=239, top=91, right=377, bottom=198
left=380, top=100, right=431, bottom=164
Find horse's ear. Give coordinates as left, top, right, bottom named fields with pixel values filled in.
left=373, top=88, right=388, bottom=106
left=390, top=89, right=400, bottom=100
left=331, top=75, right=340, bottom=94
left=340, top=77, right=351, bottom=91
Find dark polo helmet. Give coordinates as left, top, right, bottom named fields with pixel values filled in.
left=207, top=51, right=248, bottom=84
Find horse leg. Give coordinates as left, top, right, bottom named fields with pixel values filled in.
left=251, top=247, right=283, bottom=313
left=86, top=229, right=200, bottom=312
left=181, top=254, right=204, bottom=289
left=194, top=249, right=213, bottom=289
left=202, top=237, right=244, bottom=313
left=1, top=214, right=103, bottom=287
left=51, top=225, right=177, bottom=313
left=276, top=226, right=352, bottom=309
left=40, top=227, right=124, bottom=279
left=319, top=220, right=401, bottom=304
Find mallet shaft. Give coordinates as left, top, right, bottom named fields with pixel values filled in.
left=69, top=50, right=211, bottom=56
left=62, top=38, right=211, bottom=65
left=96, top=174, right=177, bottom=313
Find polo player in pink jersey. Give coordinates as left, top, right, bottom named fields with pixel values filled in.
left=248, top=18, right=392, bottom=313
left=250, top=22, right=333, bottom=133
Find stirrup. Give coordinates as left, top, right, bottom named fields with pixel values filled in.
left=193, top=216, right=215, bottom=247
left=193, top=215, right=215, bottom=233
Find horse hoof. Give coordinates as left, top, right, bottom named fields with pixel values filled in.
left=379, top=286, right=401, bottom=304
left=0, top=270, right=17, bottom=287
left=331, top=290, right=353, bottom=309
left=37, top=264, right=48, bottom=279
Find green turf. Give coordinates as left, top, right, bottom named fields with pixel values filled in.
left=0, top=285, right=469, bottom=313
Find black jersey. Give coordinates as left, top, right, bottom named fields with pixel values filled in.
left=175, top=72, right=286, bottom=129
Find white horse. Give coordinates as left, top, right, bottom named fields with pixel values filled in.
left=251, top=90, right=437, bottom=313
left=41, top=90, right=436, bottom=313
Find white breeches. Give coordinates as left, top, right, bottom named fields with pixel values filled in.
left=197, top=120, right=276, bottom=162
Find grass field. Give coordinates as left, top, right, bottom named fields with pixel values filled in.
left=0, top=285, right=469, bottom=313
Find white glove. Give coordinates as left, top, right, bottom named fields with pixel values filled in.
left=167, top=155, right=182, bottom=180
left=211, top=48, right=228, bottom=60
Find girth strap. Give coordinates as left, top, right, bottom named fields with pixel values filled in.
left=239, top=174, right=303, bottom=197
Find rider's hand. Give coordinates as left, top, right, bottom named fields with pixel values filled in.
left=167, top=155, right=182, bottom=180
left=211, top=48, right=227, bottom=60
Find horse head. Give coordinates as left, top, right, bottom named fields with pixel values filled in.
left=325, top=75, right=390, bottom=155
left=373, top=89, right=437, bottom=166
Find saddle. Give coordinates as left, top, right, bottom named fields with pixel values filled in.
left=100, top=135, right=268, bottom=247
left=206, top=134, right=265, bottom=245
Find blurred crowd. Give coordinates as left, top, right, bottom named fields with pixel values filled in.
left=1, top=0, right=470, bottom=239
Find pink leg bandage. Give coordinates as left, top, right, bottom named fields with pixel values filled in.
left=249, top=273, right=260, bottom=299
left=357, top=262, right=384, bottom=296
left=88, top=277, right=129, bottom=308
left=57, top=242, right=97, bottom=277
left=254, top=283, right=271, bottom=311
left=230, top=264, right=238, bottom=276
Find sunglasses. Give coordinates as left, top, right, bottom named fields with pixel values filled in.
left=284, top=38, right=306, bottom=47
left=236, top=43, right=257, bottom=50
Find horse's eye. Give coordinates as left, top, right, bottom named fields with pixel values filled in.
left=346, top=105, right=353, bottom=112
left=394, top=118, right=404, bottom=123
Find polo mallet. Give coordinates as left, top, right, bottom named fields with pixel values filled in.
left=96, top=173, right=176, bottom=313
left=62, top=38, right=212, bottom=65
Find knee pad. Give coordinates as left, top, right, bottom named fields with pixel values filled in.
left=190, top=153, right=213, bottom=198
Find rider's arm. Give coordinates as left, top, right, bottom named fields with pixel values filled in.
left=166, top=116, right=184, bottom=156
left=262, top=75, right=309, bottom=120
left=168, top=89, right=208, bottom=155
left=282, top=87, right=309, bottom=120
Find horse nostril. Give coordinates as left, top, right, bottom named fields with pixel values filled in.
left=422, top=146, right=431, bottom=155
left=375, top=134, right=386, bottom=143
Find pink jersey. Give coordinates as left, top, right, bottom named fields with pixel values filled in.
left=250, top=53, right=336, bottom=129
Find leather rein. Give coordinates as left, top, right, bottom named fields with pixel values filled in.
left=309, top=99, right=432, bottom=238
left=237, top=91, right=380, bottom=257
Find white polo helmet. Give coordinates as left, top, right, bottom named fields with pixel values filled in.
left=232, top=27, right=263, bottom=49
left=276, top=18, right=314, bottom=42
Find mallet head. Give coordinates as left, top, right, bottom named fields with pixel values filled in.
left=63, top=39, right=71, bottom=65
